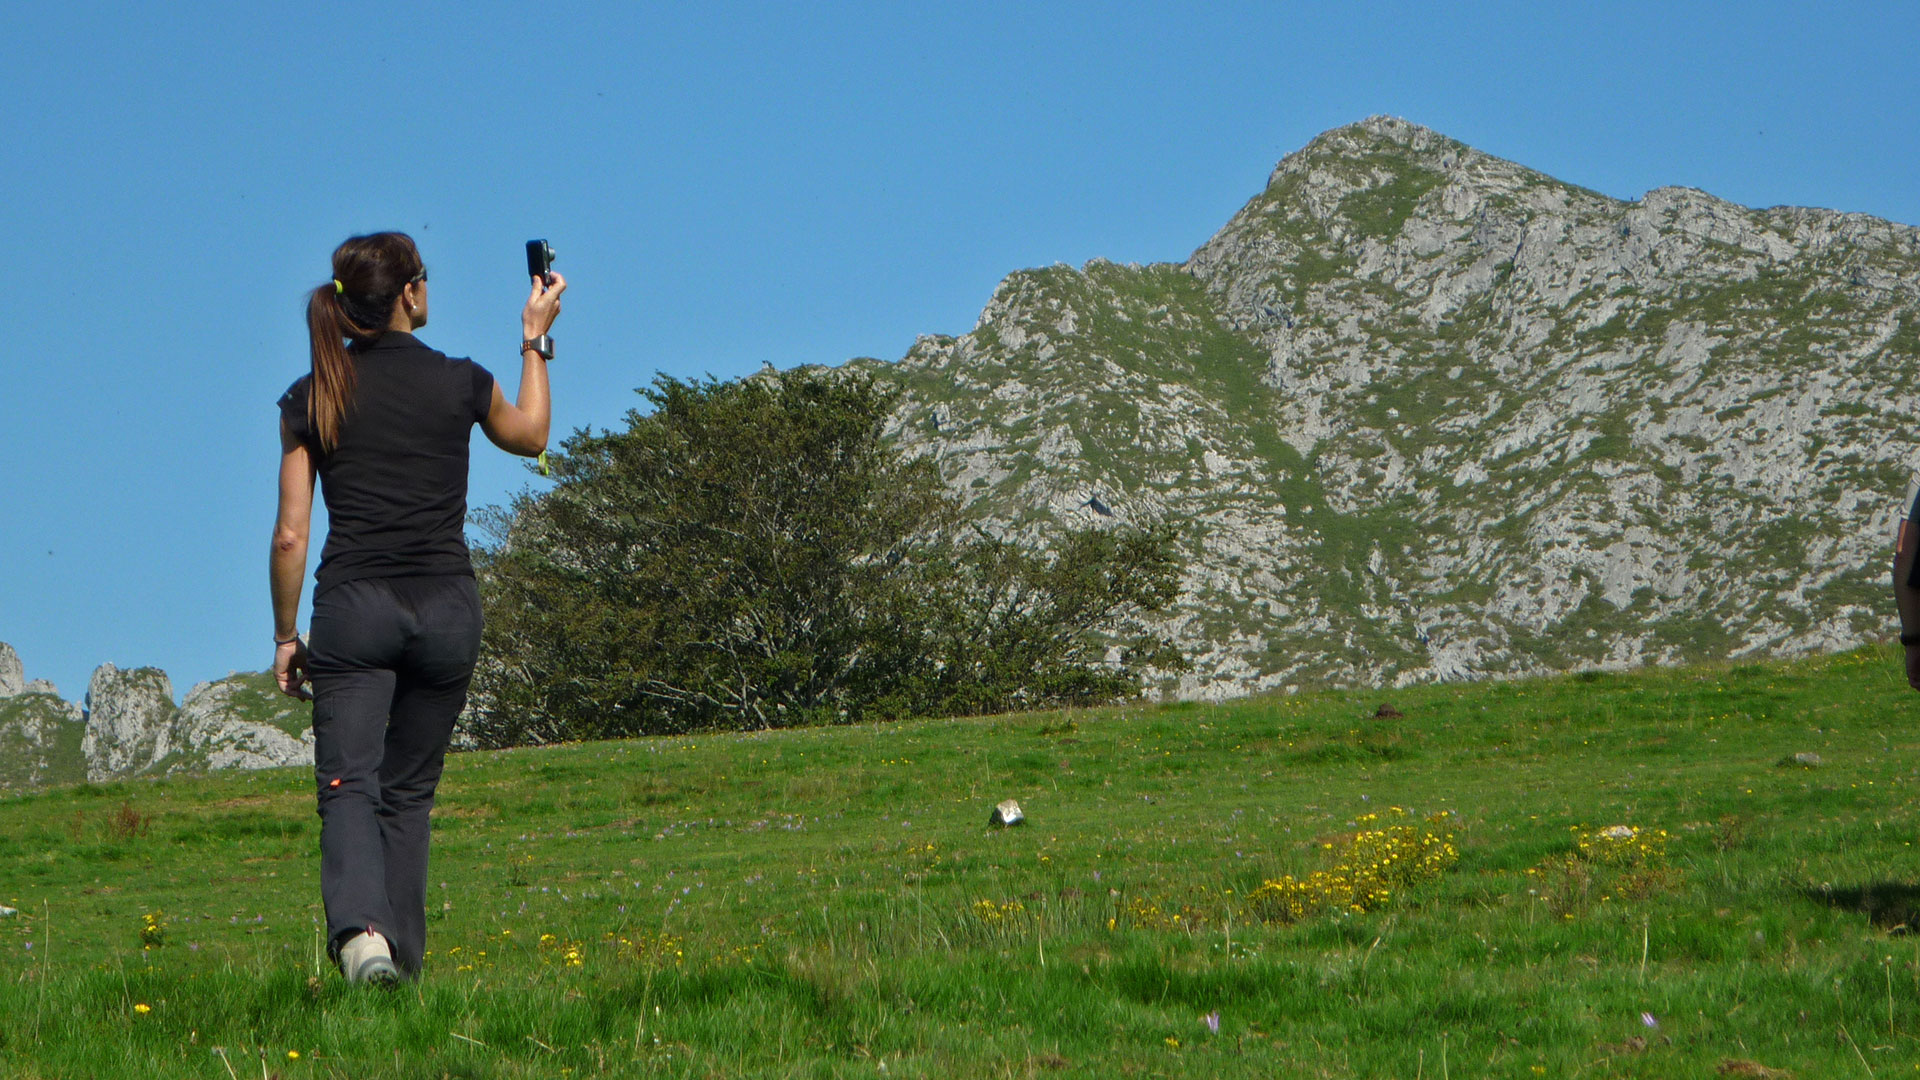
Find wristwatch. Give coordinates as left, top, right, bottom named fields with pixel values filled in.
left=521, top=334, right=553, bottom=360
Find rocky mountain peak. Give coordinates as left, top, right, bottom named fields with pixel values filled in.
left=863, top=119, right=1920, bottom=698
left=1279, top=114, right=1463, bottom=169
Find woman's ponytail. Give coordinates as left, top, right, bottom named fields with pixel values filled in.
left=305, top=285, right=358, bottom=454
left=302, top=232, right=424, bottom=454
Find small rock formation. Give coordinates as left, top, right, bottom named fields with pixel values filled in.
left=1786, top=751, right=1823, bottom=768
left=989, top=799, right=1025, bottom=827
left=82, top=664, right=177, bottom=781
left=0, top=643, right=22, bottom=698
left=166, top=673, right=314, bottom=772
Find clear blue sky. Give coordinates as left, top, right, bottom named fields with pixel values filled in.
left=2, top=1, right=1915, bottom=703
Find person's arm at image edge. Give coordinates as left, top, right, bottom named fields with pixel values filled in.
left=481, top=273, right=565, bottom=457
left=271, top=420, right=316, bottom=699
left=1895, top=481, right=1920, bottom=689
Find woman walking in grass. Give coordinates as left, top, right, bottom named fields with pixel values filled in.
left=268, top=232, right=562, bottom=984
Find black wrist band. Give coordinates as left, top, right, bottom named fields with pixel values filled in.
left=1902, top=632, right=1920, bottom=646
left=275, top=633, right=301, bottom=646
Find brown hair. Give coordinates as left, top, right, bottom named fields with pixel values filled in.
left=304, top=232, right=424, bottom=452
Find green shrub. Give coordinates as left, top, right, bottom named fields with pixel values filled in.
left=466, top=368, right=1184, bottom=745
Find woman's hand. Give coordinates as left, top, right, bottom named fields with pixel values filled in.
left=275, top=638, right=313, bottom=701
left=523, top=272, right=567, bottom=339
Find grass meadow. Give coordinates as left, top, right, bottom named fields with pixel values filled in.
left=2, top=646, right=1919, bottom=1077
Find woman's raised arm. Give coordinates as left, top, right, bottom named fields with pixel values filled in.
left=481, top=272, right=565, bottom=457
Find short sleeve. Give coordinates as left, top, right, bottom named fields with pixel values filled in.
left=467, top=361, right=496, bottom=424
left=277, top=376, right=313, bottom=445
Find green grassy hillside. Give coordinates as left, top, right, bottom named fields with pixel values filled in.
left=0, top=647, right=1916, bottom=1077
left=0, top=692, right=84, bottom=789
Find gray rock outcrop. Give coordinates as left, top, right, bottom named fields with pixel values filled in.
left=0, top=643, right=23, bottom=698
left=0, top=642, right=86, bottom=787
left=164, top=673, right=314, bottom=772
left=82, top=664, right=177, bottom=781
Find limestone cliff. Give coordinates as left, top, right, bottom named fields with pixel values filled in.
left=82, top=663, right=176, bottom=781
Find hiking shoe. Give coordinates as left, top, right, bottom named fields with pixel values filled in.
left=339, top=930, right=399, bottom=987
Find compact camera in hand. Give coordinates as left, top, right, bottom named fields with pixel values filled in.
left=526, top=239, right=556, bottom=285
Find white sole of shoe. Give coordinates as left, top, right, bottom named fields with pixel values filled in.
left=349, top=955, right=400, bottom=986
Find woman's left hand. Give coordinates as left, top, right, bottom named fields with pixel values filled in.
left=275, top=638, right=313, bottom=701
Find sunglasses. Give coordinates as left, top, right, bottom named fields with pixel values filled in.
left=409, top=267, right=429, bottom=285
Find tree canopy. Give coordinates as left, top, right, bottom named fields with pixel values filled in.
left=464, top=368, right=1183, bottom=746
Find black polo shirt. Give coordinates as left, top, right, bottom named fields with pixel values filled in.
left=278, top=332, right=495, bottom=594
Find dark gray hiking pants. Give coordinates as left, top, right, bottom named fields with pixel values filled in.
left=308, top=575, right=482, bottom=977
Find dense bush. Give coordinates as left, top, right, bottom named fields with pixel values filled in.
left=463, top=368, right=1183, bottom=746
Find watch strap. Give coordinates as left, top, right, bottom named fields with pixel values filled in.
left=521, top=334, right=553, bottom=360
